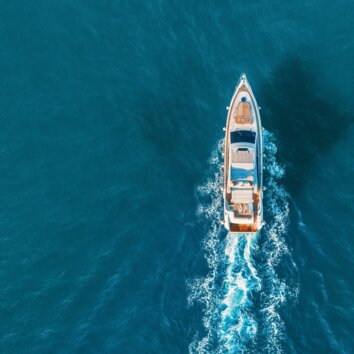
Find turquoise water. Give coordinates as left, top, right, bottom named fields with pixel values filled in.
left=0, top=1, right=353, bottom=353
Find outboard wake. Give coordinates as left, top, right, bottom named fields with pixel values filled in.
left=188, top=130, right=298, bottom=353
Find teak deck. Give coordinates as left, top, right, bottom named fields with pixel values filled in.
left=235, top=102, right=252, bottom=125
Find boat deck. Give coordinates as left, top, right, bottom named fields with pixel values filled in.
left=229, top=223, right=259, bottom=233
left=235, top=101, right=253, bottom=125
left=226, top=190, right=260, bottom=232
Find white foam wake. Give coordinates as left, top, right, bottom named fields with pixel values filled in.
left=188, top=130, right=298, bottom=353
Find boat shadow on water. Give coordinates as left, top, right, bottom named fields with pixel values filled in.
left=259, top=56, right=353, bottom=196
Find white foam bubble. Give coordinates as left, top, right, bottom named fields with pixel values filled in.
left=188, top=130, right=298, bottom=353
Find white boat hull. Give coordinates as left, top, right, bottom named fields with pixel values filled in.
left=223, top=74, right=263, bottom=233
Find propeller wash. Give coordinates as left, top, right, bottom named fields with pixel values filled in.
left=188, top=123, right=298, bottom=352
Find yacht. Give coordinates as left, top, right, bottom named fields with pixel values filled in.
left=222, top=74, right=263, bottom=233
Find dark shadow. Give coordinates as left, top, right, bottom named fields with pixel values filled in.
left=259, top=55, right=353, bottom=196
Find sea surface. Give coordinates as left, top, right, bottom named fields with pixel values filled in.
left=0, top=1, right=353, bottom=353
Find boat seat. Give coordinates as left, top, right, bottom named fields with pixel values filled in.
left=235, top=101, right=252, bottom=124
left=231, top=149, right=254, bottom=163
left=231, top=188, right=253, bottom=203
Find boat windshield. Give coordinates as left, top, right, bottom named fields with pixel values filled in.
left=230, top=130, right=256, bottom=144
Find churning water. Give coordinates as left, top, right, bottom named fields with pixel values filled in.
left=189, top=130, right=299, bottom=353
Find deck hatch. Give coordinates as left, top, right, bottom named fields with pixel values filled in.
left=230, top=130, right=256, bottom=144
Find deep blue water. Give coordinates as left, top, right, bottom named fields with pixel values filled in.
left=0, top=1, right=354, bottom=353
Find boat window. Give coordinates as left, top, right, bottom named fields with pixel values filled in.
left=230, top=130, right=256, bottom=144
